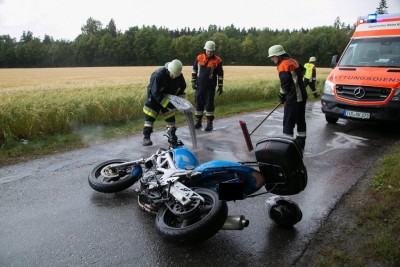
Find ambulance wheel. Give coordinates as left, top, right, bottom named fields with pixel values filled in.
left=325, top=115, right=339, bottom=124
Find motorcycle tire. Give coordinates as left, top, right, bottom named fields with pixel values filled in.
left=88, top=159, right=141, bottom=193
left=155, top=188, right=228, bottom=246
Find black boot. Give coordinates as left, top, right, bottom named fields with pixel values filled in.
left=313, top=91, right=320, bottom=98
left=142, top=127, right=153, bottom=146
left=204, top=116, right=214, bottom=132
left=295, top=136, right=306, bottom=153
left=166, top=126, right=178, bottom=146
left=195, top=115, right=202, bottom=129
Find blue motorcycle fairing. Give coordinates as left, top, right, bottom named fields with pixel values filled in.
left=194, top=160, right=241, bottom=171
left=190, top=160, right=265, bottom=196
left=172, top=147, right=199, bottom=170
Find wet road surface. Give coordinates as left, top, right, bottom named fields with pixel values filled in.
left=1, top=101, right=399, bottom=266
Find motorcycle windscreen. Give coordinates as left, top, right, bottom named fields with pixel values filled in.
left=184, top=110, right=197, bottom=148
left=165, top=94, right=197, bottom=148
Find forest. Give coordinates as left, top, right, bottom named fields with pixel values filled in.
left=0, top=17, right=354, bottom=68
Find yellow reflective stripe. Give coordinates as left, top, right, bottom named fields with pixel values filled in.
left=143, top=107, right=157, bottom=119
left=163, top=111, right=176, bottom=119
left=161, top=98, right=169, bottom=108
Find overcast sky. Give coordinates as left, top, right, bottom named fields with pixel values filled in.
left=1, top=0, right=399, bottom=41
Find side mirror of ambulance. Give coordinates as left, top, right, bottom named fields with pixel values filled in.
left=331, top=55, right=338, bottom=68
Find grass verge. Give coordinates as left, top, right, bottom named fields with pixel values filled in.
left=297, top=141, right=400, bottom=266
left=0, top=99, right=273, bottom=166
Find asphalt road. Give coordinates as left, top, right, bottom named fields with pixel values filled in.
left=1, top=101, right=399, bottom=267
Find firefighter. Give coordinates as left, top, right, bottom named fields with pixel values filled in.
left=191, top=40, right=224, bottom=131
left=142, top=59, right=186, bottom=146
left=268, top=45, right=308, bottom=152
left=303, top=56, right=320, bottom=98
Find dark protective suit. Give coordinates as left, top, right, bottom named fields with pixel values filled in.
left=276, top=55, right=308, bottom=148
left=191, top=53, right=224, bottom=126
left=142, top=64, right=186, bottom=137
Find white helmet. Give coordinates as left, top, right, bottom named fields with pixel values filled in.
left=309, top=56, right=316, bottom=62
left=268, top=45, right=286, bottom=57
left=204, top=41, right=216, bottom=51
left=167, top=59, right=183, bottom=77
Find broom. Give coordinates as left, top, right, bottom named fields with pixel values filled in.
left=239, top=102, right=282, bottom=151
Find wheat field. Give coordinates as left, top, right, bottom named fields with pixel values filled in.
left=0, top=66, right=330, bottom=144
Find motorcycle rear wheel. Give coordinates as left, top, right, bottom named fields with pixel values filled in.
left=88, top=159, right=141, bottom=193
left=155, top=188, right=228, bottom=246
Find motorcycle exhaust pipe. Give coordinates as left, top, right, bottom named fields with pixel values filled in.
left=222, top=215, right=249, bottom=230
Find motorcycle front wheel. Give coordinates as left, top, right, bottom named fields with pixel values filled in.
left=155, top=188, right=228, bottom=246
left=88, top=159, right=141, bottom=193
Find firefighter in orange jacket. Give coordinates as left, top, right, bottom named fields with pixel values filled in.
left=191, top=41, right=224, bottom=131
left=268, top=45, right=308, bottom=152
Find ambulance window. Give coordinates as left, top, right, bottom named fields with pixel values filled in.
left=340, top=44, right=356, bottom=66
left=339, top=37, right=400, bottom=67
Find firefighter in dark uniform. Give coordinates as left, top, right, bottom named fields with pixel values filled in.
left=191, top=40, right=224, bottom=131
left=268, top=45, right=308, bottom=151
left=142, top=59, right=186, bottom=146
left=303, top=56, right=320, bottom=98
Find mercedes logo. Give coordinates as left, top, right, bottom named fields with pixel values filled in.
left=354, top=87, right=366, bottom=99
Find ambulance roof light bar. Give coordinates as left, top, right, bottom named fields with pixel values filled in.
left=367, top=13, right=378, bottom=23
left=358, top=13, right=377, bottom=25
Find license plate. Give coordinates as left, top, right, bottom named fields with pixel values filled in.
left=344, top=110, right=370, bottom=119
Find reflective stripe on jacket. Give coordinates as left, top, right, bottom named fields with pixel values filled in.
left=277, top=57, right=308, bottom=104
left=146, top=65, right=186, bottom=107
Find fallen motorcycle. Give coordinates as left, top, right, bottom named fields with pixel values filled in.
left=88, top=126, right=308, bottom=246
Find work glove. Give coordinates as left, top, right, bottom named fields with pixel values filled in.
left=278, top=93, right=287, bottom=104
left=217, top=85, right=223, bottom=95
left=191, top=81, right=197, bottom=90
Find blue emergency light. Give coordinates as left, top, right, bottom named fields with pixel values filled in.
left=367, top=13, right=377, bottom=23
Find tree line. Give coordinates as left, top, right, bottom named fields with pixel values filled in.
left=0, top=17, right=355, bottom=68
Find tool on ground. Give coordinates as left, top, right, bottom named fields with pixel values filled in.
left=239, top=102, right=282, bottom=152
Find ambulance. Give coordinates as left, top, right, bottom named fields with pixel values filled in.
left=321, top=13, right=400, bottom=123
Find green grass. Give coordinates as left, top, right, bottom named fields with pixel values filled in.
left=0, top=97, right=278, bottom=166
left=360, top=143, right=400, bottom=265
left=0, top=67, right=288, bottom=165
left=307, top=141, right=400, bottom=266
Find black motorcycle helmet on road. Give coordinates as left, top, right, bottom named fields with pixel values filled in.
left=268, top=197, right=303, bottom=227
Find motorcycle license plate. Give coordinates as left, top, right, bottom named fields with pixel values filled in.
left=344, top=110, right=370, bottom=119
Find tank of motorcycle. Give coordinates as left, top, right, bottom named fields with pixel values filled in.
left=188, top=160, right=266, bottom=198
left=172, top=147, right=199, bottom=169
